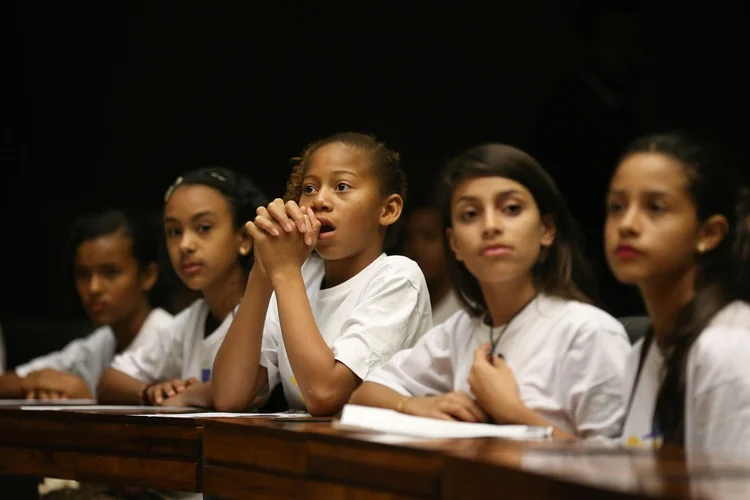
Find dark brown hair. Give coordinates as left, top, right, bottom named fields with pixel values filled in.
left=619, top=132, right=749, bottom=445
left=437, top=144, right=597, bottom=317
left=284, top=132, right=407, bottom=248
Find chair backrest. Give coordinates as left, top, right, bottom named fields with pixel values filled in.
left=618, top=316, right=650, bottom=344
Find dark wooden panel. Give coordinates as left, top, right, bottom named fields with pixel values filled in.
left=203, top=419, right=309, bottom=474
left=0, top=407, right=202, bottom=492
left=203, top=465, right=419, bottom=500
left=0, top=445, right=197, bottom=491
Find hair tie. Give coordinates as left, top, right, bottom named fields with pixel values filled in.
left=164, top=176, right=184, bottom=202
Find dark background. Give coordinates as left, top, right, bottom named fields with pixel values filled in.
left=3, top=1, right=748, bottom=321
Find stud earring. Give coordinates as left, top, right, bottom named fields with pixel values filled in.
left=239, top=247, right=248, bottom=256
left=697, top=243, right=706, bottom=253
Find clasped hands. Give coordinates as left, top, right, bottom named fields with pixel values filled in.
left=246, top=199, right=321, bottom=279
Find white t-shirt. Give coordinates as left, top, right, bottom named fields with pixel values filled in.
left=621, top=300, right=750, bottom=458
left=111, top=299, right=236, bottom=383
left=366, top=294, right=631, bottom=438
left=432, top=288, right=463, bottom=326
left=15, top=308, right=173, bottom=394
left=260, top=253, right=433, bottom=410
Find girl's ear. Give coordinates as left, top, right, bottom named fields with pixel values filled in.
left=379, top=194, right=404, bottom=227
left=696, top=214, right=729, bottom=254
left=540, top=214, right=556, bottom=248
left=140, top=262, right=159, bottom=292
left=237, top=224, right=253, bottom=256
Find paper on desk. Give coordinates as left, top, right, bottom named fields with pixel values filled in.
left=335, top=404, right=552, bottom=440
left=19, top=405, right=200, bottom=411
left=0, top=399, right=97, bottom=406
left=130, top=411, right=312, bottom=418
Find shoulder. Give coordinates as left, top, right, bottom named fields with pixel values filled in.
left=542, top=296, right=626, bottom=331
left=690, top=324, right=750, bottom=384
left=410, top=308, right=476, bottom=348
left=148, top=308, right=174, bottom=328
left=369, top=255, right=427, bottom=290
left=427, top=309, right=477, bottom=344
left=82, top=325, right=116, bottom=345
left=710, top=301, right=750, bottom=329
left=167, top=299, right=207, bottom=334
left=540, top=296, right=630, bottom=346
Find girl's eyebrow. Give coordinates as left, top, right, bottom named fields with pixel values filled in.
left=164, top=210, right=217, bottom=223
left=608, top=189, right=671, bottom=197
left=331, top=169, right=359, bottom=178
left=456, top=189, right=523, bottom=204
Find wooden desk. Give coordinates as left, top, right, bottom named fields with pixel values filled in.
left=2, top=407, right=748, bottom=499
left=204, top=419, right=750, bottom=500
left=0, top=407, right=203, bottom=492
left=442, top=440, right=750, bottom=499
left=202, top=417, right=462, bottom=499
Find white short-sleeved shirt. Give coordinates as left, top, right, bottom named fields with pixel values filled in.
left=111, top=299, right=236, bottom=383
left=14, top=308, right=173, bottom=394
left=366, top=294, right=631, bottom=438
left=260, top=253, right=432, bottom=410
left=621, top=300, right=750, bottom=458
left=432, top=288, right=463, bottom=326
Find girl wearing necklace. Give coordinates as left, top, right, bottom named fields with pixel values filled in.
left=351, top=144, right=631, bottom=440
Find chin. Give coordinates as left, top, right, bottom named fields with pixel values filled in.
left=313, top=245, right=348, bottom=261
left=179, top=274, right=207, bottom=292
left=466, top=261, right=521, bottom=281
left=609, top=267, right=647, bottom=285
left=87, top=311, right=112, bottom=325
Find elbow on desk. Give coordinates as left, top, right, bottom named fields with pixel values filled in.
left=213, top=386, right=254, bottom=413
left=95, top=371, right=118, bottom=404
left=304, top=387, right=347, bottom=417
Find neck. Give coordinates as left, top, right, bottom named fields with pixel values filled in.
left=202, top=265, right=245, bottom=321
left=110, top=300, right=152, bottom=351
left=481, top=275, right=537, bottom=327
left=639, top=267, right=696, bottom=347
left=428, top=276, right=452, bottom=306
left=323, top=243, right=383, bottom=289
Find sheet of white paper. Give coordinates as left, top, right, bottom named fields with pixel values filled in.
left=0, top=399, right=97, bottom=406
left=19, top=405, right=199, bottom=411
left=364, top=433, right=436, bottom=444
left=336, top=404, right=552, bottom=440
left=130, top=411, right=313, bottom=419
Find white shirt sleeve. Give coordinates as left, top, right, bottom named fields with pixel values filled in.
left=14, top=328, right=115, bottom=394
left=560, top=322, right=631, bottom=438
left=259, top=297, right=282, bottom=391
left=365, top=320, right=456, bottom=396
left=686, top=326, right=750, bottom=459
left=110, top=323, right=182, bottom=383
left=331, top=273, right=430, bottom=380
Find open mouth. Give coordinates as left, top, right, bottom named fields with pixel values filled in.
left=317, top=219, right=336, bottom=240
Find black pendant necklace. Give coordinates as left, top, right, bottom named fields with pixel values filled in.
left=487, top=294, right=538, bottom=359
